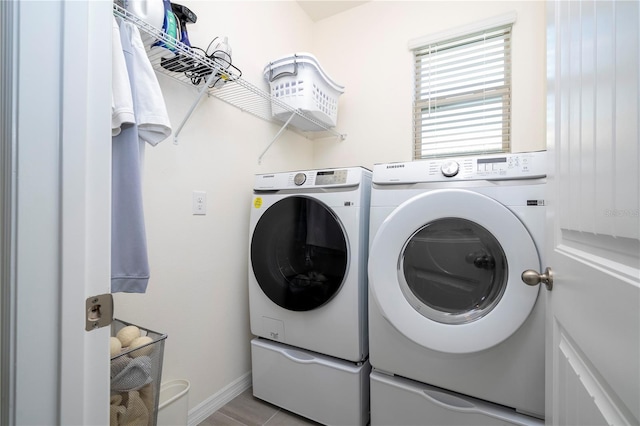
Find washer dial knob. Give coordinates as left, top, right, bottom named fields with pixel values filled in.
left=293, top=173, right=307, bottom=186
left=441, top=161, right=460, bottom=177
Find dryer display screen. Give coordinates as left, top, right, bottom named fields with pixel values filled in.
left=315, top=170, right=348, bottom=185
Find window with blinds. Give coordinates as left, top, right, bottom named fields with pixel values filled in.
left=412, top=24, right=512, bottom=159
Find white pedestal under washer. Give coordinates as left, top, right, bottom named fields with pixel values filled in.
left=249, top=167, right=371, bottom=362
left=368, top=152, right=547, bottom=420
left=251, top=338, right=371, bottom=426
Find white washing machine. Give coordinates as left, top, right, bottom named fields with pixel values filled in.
left=249, top=166, right=371, bottom=362
left=248, top=167, right=372, bottom=426
left=368, top=152, right=547, bottom=423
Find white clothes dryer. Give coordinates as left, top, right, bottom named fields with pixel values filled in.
left=249, top=167, right=371, bottom=362
left=368, top=152, right=546, bottom=420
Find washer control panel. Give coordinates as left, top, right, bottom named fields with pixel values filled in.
left=254, top=167, right=368, bottom=190
left=373, top=151, right=546, bottom=184
left=292, top=170, right=348, bottom=186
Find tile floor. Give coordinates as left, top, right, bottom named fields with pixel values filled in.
left=198, top=387, right=322, bottom=426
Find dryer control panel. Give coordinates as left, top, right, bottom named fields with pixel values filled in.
left=373, top=151, right=546, bottom=184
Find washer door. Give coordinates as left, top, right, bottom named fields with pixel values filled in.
left=251, top=196, right=348, bottom=311
left=369, top=189, right=541, bottom=354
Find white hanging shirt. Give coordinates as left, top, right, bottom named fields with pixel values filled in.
left=112, top=19, right=172, bottom=144
left=111, top=16, right=134, bottom=136
left=123, top=20, right=172, bottom=145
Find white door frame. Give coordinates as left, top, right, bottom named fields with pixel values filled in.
left=1, top=1, right=111, bottom=424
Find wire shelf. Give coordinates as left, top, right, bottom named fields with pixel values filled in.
left=113, top=3, right=345, bottom=145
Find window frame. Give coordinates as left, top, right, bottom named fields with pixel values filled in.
left=409, top=13, right=517, bottom=159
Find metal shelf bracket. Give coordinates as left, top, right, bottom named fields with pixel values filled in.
left=173, top=72, right=218, bottom=145
left=258, top=112, right=297, bottom=164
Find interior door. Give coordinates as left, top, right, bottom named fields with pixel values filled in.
left=546, top=0, right=639, bottom=424
left=1, top=1, right=111, bottom=424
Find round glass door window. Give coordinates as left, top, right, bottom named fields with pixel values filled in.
left=251, top=196, right=348, bottom=311
left=399, top=218, right=508, bottom=325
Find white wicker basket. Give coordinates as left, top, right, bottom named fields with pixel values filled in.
left=263, top=53, right=344, bottom=131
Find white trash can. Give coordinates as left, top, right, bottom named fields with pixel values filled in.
left=157, top=379, right=190, bottom=426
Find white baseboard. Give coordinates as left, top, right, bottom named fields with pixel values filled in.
left=187, top=371, right=252, bottom=426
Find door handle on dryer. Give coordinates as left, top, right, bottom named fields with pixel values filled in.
left=521, top=267, right=553, bottom=291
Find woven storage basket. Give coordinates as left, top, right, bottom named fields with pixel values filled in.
left=110, top=319, right=167, bottom=426
left=263, top=53, right=344, bottom=131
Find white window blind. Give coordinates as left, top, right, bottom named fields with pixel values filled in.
left=412, top=24, right=512, bottom=159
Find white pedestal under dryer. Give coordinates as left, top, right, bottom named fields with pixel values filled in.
left=368, top=152, right=547, bottom=423
left=248, top=167, right=372, bottom=426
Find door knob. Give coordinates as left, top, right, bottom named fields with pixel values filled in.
left=521, top=267, right=553, bottom=291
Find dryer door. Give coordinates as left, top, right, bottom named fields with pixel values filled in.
left=369, top=189, right=541, bottom=354
left=251, top=196, right=348, bottom=311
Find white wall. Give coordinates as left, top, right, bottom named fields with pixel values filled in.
left=311, top=1, right=546, bottom=169
left=113, top=0, right=547, bottom=415
left=112, top=0, right=316, bottom=413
